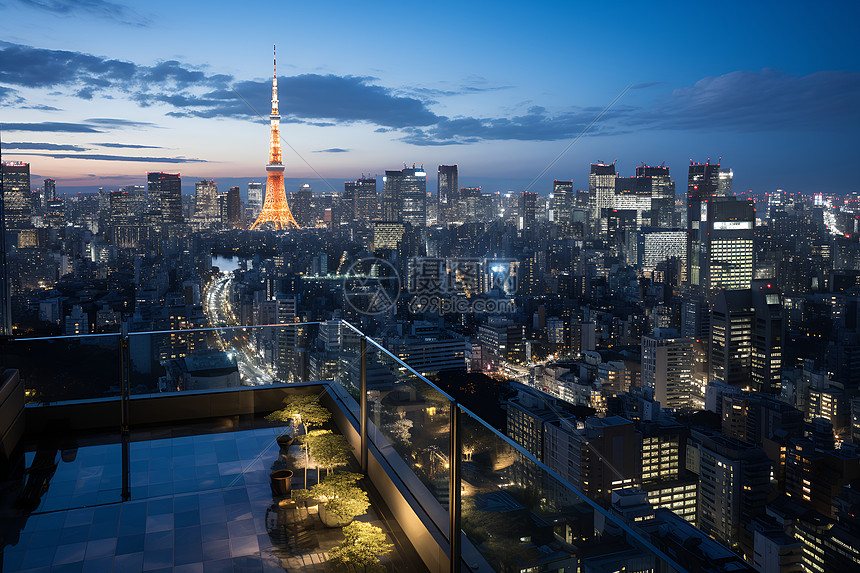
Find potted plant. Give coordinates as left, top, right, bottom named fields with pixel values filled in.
left=293, top=471, right=370, bottom=528
left=301, top=429, right=352, bottom=483
left=266, top=394, right=332, bottom=485
left=328, top=521, right=393, bottom=572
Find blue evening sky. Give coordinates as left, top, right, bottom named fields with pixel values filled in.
left=1, top=0, right=858, bottom=195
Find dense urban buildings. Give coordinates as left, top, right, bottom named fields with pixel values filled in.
left=4, top=134, right=860, bottom=573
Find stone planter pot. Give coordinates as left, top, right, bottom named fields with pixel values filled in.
left=270, top=470, right=293, bottom=497
left=318, top=503, right=351, bottom=528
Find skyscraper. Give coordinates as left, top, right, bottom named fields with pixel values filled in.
left=687, top=161, right=720, bottom=201
left=1, top=162, right=31, bottom=229
left=194, top=179, right=219, bottom=221
left=382, top=166, right=427, bottom=226
left=291, top=184, right=313, bottom=227
left=518, top=191, right=537, bottom=231
left=43, top=178, right=56, bottom=207
left=344, top=177, right=377, bottom=224
left=226, top=186, right=242, bottom=227
left=437, top=164, right=458, bottom=223
left=147, top=172, right=183, bottom=225
left=635, top=164, right=676, bottom=227
left=551, top=180, right=573, bottom=226
left=717, top=168, right=733, bottom=197
left=251, top=46, right=300, bottom=230
left=642, top=328, right=694, bottom=411
left=689, top=197, right=755, bottom=291
left=589, top=162, right=616, bottom=233
left=690, top=431, right=770, bottom=559
left=247, top=182, right=262, bottom=219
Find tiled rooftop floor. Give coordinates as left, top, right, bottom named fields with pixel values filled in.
left=0, top=423, right=425, bottom=572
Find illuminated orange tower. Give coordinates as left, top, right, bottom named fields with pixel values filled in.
left=251, top=45, right=300, bottom=230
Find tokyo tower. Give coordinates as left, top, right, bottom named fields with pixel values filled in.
left=251, top=45, right=300, bottom=230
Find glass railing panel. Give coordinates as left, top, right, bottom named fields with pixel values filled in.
left=126, top=323, right=330, bottom=392
left=3, top=333, right=122, bottom=403
left=365, top=338, right=452, bottom=515
left=457, top=405, right=687, bottom=573
left=330, top=320, right=362, bottom=418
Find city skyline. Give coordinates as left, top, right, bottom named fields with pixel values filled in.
left=1, top=0, right=859, bottom=195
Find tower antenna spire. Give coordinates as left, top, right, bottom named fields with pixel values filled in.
left=251, top=46, right=300, bottom=230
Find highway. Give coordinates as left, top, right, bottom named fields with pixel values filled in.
left=204, top=273, right=276, bottom=385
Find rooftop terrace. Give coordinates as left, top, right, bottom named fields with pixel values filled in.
left=1, top=321, right=692, bottom=573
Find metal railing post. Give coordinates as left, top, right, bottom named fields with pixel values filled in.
left=120, top=323, right=130, bottom=435
left=360, top=335, right=368, bottom=474
left=120, top=322, right=131, bottom=501
left=449, top=401, right=461, bottom=573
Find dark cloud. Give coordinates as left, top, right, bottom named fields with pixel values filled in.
left=1, top=122, right=104, bottom=133
left=402, top=70, right=860, bottom=145
left=3, top=142, right=88, bottom=151
left=401, top=105, right=634, bottom=146
left=95, top=142, right=163, bottom=149
left=152, top=74, right=439, bottom=129
left=85, top=117, right=159, bottom=128
left=644, top=69, right=860, bottom=132
left=0, top=86, right=23, bottom=104
left=22, top=103, right=62, bottom=111
left=0, top=42, right=224, bottom=103
left=2, top=42, right=853, bottom=148
left=313, top=148, right=349, bottom=153
left=15, top=152, right=207, bottom=163
left=12, top=0, right=148, bottom=26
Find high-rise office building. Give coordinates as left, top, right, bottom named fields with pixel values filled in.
left=518, top=191, right=537, bottom=231
left=589, top=162, right=616, bottom=233
left=194, top=179, right=219, bottom=221
left=382, top=166, right=427, bottom=226
left=689, top=431, right=770, bottom=559
left=637, top=228, right=687, bottom=276
left=247, top=181, right=263, bottom=219
left=551, top=180, right=573, bottom=226
left=344, top=177, right=377, bottom=224
left=147, top=172, right=183, bottom=225
left=710, top=286, right=783, bottom=391
left=1, top=162, right=31, bottom=229
left=689, top=197, right=755, bottom=291
left=544, top=416, right=642, bottom=504
left=437, top=165, right=457, bottom=223
left=717, top=168, right=733, bottom=197
left=687, top=161, right=721, bottom=202
left=291, top=184, right=313, bottom=227
left=642, top=328, right=694, bottom=411
left=226, top=186, right=242, bottom=227
left=710, top=290, right=754, bottom=388
left=43, top=178, right=56, bottom=207
left=635, top=164, right=676, bottom=227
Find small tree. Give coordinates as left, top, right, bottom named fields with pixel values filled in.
left=329, top=521, right=393, bottom=572
left=308, top=432, right=352, bottom=480
left=268, top=395, right=332, bottom=488
left=265, top=394, right=331, bottom=434
left=293, top=472, right=370, bottom=525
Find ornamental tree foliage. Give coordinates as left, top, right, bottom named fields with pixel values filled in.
left=329, top=521, right=393, bottom=572
left=305, top=431, right=352, bottom=478
left=293, top=472, right=370, bottom=524
left=265, top=394, right=331, bottom=432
